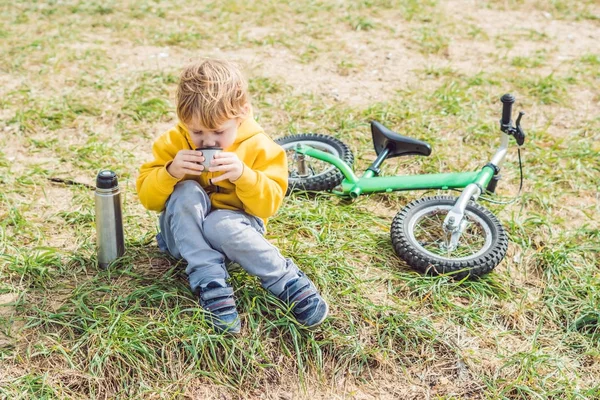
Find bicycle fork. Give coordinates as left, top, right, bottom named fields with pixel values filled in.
left=442, top=127, right=511, bottom=251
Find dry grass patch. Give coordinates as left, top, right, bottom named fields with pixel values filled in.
left=1, top=0, right=599, bottom=398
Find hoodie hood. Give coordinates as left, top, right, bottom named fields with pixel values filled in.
left=177, top=109, right=263, bottom=150
left=234, top=114, right=263, bottom=144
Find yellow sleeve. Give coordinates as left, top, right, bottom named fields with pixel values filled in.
left=136, top=127, right=188, bottom=212
left=233, top=135, right=288, bottom=219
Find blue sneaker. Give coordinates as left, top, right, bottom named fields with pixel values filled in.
left=278, top=272, right=329, bottom=328
left=197, top=280, right=241, bottom=334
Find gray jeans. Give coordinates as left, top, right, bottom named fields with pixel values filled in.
left=157, top=180, right=299, bottom=296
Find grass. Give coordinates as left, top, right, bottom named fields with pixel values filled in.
left=1, top=0, right=599, bottom=398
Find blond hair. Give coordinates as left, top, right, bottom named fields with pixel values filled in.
left=176, top=59, right=249, bottom=129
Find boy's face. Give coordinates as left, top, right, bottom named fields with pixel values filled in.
left=186, top=118, right=240, bottom=149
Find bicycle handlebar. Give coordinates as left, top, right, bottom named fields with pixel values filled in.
left=500, top=93, right=515, bottom=125
left=499, top=93, right=525, bottom=146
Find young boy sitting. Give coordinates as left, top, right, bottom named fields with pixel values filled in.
left=136, top=59, right=328, bottom=334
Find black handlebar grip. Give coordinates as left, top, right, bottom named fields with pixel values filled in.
left=501, top=93, right=515, bottom=125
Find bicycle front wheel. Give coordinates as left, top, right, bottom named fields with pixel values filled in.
left=275, top=133, right=354, bottom=194
left=390, top=196, right=508, bottom=279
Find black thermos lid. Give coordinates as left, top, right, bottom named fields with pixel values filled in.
left=96, top=170, right=118, bottom=189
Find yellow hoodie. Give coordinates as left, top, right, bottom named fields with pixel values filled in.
left=136, top=116, right=288, bottom=222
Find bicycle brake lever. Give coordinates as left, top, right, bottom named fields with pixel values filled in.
left=514, top=111, right=525, bottom=146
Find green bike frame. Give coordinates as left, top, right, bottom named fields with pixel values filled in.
left=293, top=143, right=501, bottom=198
left=293, top=129, right=511, bottom=243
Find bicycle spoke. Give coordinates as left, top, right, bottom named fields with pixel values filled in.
left=413, top=209, right=488, bottom=259
left=286, top=149, right=335, bottom=179
left=415, top=214, right=444, bottom=248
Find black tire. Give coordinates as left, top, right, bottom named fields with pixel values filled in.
left=275, top=133, right=354, bottom=194
left=390, top=196, right=508, bottom=279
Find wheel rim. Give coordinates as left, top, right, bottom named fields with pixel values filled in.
left=407, top=205, right=493, bottom=261
left=280, top=140, right=340, bottom=180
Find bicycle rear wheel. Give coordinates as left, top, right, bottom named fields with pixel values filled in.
left=275, top=133, right=354, bottom=194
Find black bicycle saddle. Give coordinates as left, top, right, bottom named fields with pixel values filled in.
left=371, top=120, right=432, bottom=158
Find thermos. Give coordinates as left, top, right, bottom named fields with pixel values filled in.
left=95, top=170, right=125, bottom=267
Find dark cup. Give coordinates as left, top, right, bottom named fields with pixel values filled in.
left=196, top=147, right=222, bottom=170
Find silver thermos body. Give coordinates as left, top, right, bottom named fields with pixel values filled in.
left=95, top=170, right=125, bottom=267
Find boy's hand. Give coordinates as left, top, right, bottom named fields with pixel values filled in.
left=209, top=152, right=244, bottom=183
left=167, top=150, right=205, bottom=179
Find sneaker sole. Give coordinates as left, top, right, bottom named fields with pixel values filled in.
left=304, top=301, right=329, bottom=330
left=217, top=320, right=241, bottom=335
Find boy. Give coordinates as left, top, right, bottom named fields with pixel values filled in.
left=136, top=59, right=328, bottom=334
